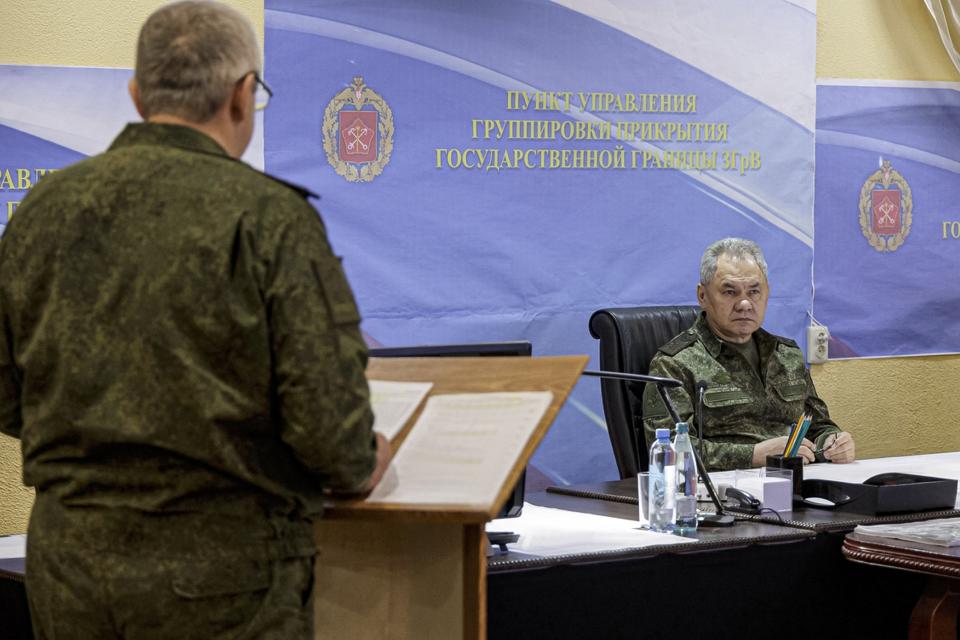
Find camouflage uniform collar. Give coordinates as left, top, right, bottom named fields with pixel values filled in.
left=693, top=311, right=778, bottom=358
left=109, top=122, right=230, bottom=158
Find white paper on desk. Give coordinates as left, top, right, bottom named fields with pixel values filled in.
left=368, top=380, right=433, bottom=440
left=486, top=503, right=687, bottom=556
left=367, top=391, right=552, bottom=506
left=0, top=534, right=26, bottom=559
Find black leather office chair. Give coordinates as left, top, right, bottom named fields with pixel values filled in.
left=589, top=305, right=700, bottom=478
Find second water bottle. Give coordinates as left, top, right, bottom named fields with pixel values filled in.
left=673, top=422, right=699, bottom=533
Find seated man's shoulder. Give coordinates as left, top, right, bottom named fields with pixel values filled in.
left=761, top=330, right=809, bottom=372
left=764, top=329, right=801, bottom=353
left=656, top=328, right=699, bottom=358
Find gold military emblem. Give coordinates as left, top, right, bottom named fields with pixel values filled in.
left=858, top=159, right=912, bottom=252
left=322, top=76, right=394, bottom=182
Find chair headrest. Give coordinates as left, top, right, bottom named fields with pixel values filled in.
left=589, top=305, right=700, bottom=376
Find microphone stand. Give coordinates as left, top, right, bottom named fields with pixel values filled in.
left=696, top=382, right=707, bottom=462
left=583, top=370, right=734, bottom=527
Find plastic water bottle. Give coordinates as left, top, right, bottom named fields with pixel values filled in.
left=673, top=422, right=699, bottom=533
left=648, top=428, right=676, bottom=533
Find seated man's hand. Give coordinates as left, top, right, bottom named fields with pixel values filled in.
left=752, top=436, right=816, bottom=466
left=821, top=432, right=855, bottom=463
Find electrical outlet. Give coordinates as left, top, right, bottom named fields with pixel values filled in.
left=807, top=325, right=829, bottom=364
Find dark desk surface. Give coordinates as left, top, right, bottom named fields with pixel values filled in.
left=0, top=557, right=25, bottom=580
left=0, top=556, right=29, bottom=640
left=488, top=489, right=814, bottom=572
left=547, top=478, right=960, bottom=532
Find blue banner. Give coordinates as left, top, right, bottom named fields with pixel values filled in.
left=815, top=82, right=960, bottom=358
left=265, top=0, right=817, bottom=485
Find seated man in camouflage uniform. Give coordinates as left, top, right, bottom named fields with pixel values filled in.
left=0, top=2, right=392, bottom=638
left=642, top=238, right=856, bottom=471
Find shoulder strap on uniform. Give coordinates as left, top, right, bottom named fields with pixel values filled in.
left=658, top=330, right=697, bottom=356
left=754, top=326, right=798, bottom=351
left=778, top=337, right=798, bottom=348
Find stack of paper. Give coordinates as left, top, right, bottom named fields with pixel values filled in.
left=854, top=518, right=960, bottom=547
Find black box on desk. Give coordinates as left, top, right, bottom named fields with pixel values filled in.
left=802, top=473, right=958, bottom=515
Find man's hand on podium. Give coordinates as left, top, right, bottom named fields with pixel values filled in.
left=362, top=431, right=394, bottom=493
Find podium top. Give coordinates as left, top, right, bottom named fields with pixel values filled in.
left=323, top=354, right=588, bottom=523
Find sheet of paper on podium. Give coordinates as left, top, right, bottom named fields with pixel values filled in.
left=368, top=379, right=433, bottom=440
left=366, top=391, right=553, bottom=507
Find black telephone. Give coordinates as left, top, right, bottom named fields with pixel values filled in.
left=724, top=487, right=761, bottom=513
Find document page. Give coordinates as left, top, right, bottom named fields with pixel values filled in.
left=368, top=380, right=433, bottom=440
left=367, top=391, right=553, bottom=507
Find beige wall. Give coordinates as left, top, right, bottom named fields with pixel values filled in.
left=0, top=1, right=263, bottom=67
left=817, top=0, right=959, bottom=81
left=0, top=1, right=958, bottom=534
left=0, top=0, right=263, bottom=535
left=812, top=0, right=960, bottom=461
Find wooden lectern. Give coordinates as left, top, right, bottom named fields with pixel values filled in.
left=313, top=355, right=587, bottom=639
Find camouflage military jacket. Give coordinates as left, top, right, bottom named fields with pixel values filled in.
left=0, top=123, right=376, bottom=524
left=642, top=313, right=839, bottom=471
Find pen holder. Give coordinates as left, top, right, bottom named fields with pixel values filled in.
left=766, top=454, right=803, bottom=501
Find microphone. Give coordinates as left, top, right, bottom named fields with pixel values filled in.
left=695, top=380, right=708, bottom=462
left=684, top=379, right=733, bottom=526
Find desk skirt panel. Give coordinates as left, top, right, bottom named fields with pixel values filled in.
left=488, top=533, right=928, bottom=640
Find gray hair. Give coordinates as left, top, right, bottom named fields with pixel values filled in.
left=134, top=1, right=260, bottom=122
left=699, top=237, right=768, bottom=286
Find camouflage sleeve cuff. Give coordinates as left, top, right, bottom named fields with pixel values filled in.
left=728, top=443, right=756, bottom=471
left=706, top=443, right=755, bottom=472
left=325, top=437, right=377, bottom=494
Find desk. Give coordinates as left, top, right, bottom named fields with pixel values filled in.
left=1, top=495, right=925, bottom=640
left=0, top=557, right=30, bottom=640
left=844, top=528, right=960, bottom=640
left=488, top=491, right=926, bottom=639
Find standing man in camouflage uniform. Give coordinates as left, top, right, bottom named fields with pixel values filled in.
left=643, top=238, right=856, bottom=471
left=0, top=2, right=391, bottom=638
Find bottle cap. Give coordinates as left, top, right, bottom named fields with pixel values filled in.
left=655, top=428, right=670, bottom=441
left=676, top=422, right=689, bottom=434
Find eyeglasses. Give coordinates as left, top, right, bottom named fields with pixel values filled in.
left=247, top=72, right=273, bottom=111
